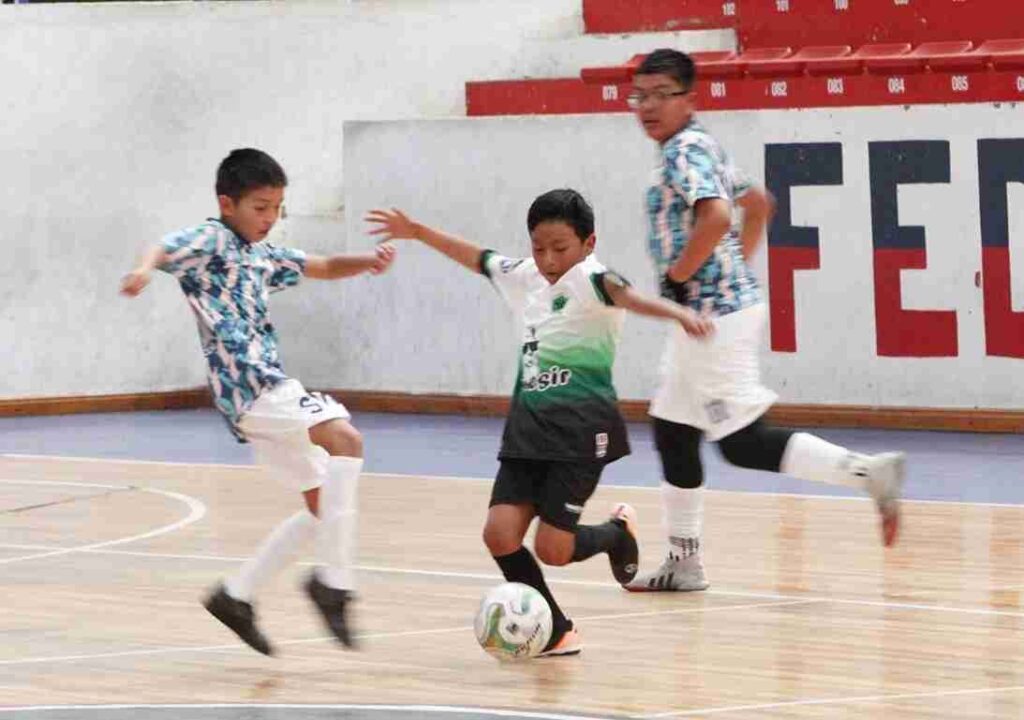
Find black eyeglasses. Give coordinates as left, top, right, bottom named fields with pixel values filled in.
left=626, top=89, right=690, bottom=109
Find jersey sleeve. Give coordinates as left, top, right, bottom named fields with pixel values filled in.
left=480, top=249, right=531, bottom=308
left=158, top=225, right=220, bottom=278
left=265, top=244, right=307, bottom=292
left=668, top=142, right=729, bottom=208
left=589, top=270, right=632, bottom=307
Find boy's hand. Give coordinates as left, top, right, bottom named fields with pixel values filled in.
left=369, top=242, right=397, bottom=275
left=678, top=307, right=714, bottom=338
left=120, top=269, right=151, bottom=297
left=365, top=208, right=418, bottom=241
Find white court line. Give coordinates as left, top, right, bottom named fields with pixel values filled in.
left=7, top=706, right=612, bottom=719
left=6, top=454, right=1024, bottom=508
left=634, top=684, right=1024, bottom=718
left=2, top=543, right=1022, bottom=619
left=0, top=479, right=206, bottom=566
left=0, top=599, right=809, bottom=667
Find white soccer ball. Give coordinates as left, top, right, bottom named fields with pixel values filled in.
left=473, top=582, right=553, bottom=661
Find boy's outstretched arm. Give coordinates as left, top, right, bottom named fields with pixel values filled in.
left=365, top=208, right=482, bottom=273
left=120, top=245, right=168, bottom=296
left=305, top=242, right=396, bottom=280
left=603, top=276, right=714, bottom=338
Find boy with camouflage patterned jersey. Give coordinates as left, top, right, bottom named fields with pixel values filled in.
left=366, top=189, right=713, bottom=656
left=627, top=49, right=906, bottom=593
left=122, top=148, right=396, bottom=655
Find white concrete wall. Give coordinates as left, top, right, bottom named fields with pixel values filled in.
left=7, top=1, right=1019, bottom=409
left=0, top=0, right=729, bottom=398
left=339, top=106, right=1024, bottom=408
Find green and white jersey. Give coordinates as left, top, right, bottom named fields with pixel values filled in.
left=481, top=250, right=631, bottom=463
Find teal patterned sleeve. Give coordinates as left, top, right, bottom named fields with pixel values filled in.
left=158, top=225, right=218, bottom=278
left=668, top=141, right=728, bottom=208
left=265, top=244, right=307, bottom=292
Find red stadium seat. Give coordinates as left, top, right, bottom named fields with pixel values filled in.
left=580, top=51, right=738, bottom=84
left=697, top=51, right=748, bottom=79
left=978, top=38, right=1024, bottom=70
left=807, top=43, right=913, bottom=75
left=580, top=54, right=646, bottom=84
left=800, top=45, right=860, bottom=75
left=739, top=47, right=796, bottom=77
left=916, top=41, right=985, bottom=71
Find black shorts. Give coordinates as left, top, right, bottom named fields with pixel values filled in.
left=489, top=458, right=605, bottom=532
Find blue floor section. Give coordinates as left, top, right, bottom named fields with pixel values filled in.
left=1, top=409, right=1022, bottom=504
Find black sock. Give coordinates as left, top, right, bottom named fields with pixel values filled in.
left=571, top=521, right=622, bottom=562
left=493, top=546, right=570, bottom=639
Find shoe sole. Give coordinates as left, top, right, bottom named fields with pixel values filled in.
left=608, top=503, right=639, bottom=586
left=624, top=580, right=710, bottom=593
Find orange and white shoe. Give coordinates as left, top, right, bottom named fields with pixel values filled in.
left=607, top=503, right=639, bottom=586
left=538, top=624, right=582, bottom=658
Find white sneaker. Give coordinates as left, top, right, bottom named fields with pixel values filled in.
left=625, top=550, right=709, bottom=592
left=857, top=452, right=905, bottom=547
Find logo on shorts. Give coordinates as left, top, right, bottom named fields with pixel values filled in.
left=705, top=399, right=729, bottom=425
left=595, top=432, right=609, bottom=459
left=564, top=502, right=583, bottom=515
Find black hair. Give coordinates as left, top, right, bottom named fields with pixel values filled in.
left=526, top=188, right=595, bottom=241
left=215, top=148, right=287, bottom=200
left=635, top=48, right=697, bottom=91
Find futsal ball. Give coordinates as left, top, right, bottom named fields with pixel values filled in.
left=474, top=582, right=553, bottom=661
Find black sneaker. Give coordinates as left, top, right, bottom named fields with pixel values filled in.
left=305, top=573, right=357, bottom=648
left=202, top=584, right=274, bottom=656
left=607, top=503, right=640, bottom=585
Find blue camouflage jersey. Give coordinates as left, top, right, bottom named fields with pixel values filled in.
left=645, top=118, right=761, bottom=317
left=158, top=219, right=306, bottom=440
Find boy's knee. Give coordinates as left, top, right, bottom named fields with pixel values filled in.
left=534, top=538, right=572, bottom=567
left=482, top=522, right=519, bottom=557
left=311, top=420, right=362, bottom=457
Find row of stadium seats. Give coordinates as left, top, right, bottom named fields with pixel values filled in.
left=736, top=0, right=1024, bottom=49
left=466, top=42, right=1024, bottom=116
left=583, top=0, right=1024, bottom=50
left=581, top=40, right=1024, bottom=83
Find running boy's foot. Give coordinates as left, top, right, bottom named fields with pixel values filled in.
left=625, top=551, right=709, bottom=592
left=305, top=573, right=357, bottom=648
left=863, top=451, right=905, bottom=547
left=203, top=584, right=274, bottom=656
left=607, top=503, right=639, bottom=585
left=538, top=621, right=582, bottom=657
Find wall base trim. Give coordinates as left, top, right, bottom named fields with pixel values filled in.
left=1, top=389, right=1021, bottom=433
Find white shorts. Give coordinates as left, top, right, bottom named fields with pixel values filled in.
left=649, top=303, right=777, bottom=442
left=237, top=379, right=352, bottom=492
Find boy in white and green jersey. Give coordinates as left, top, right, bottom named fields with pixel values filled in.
left=367, top=189, right=712, bottom=656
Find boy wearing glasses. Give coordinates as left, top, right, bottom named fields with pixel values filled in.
left=625, top=49, right=906, bottom=592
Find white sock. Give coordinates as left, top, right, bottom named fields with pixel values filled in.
left=780, top=432, right=869, bottom=490
left=661, top=481, right=703, bottom=558
left=315, top=455, right=363, bottom=590
left=225, top=510, right=317, bottom=602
